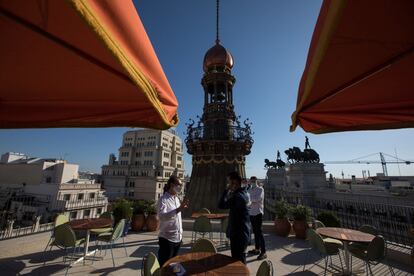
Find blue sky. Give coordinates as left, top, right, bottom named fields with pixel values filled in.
left=0, top=0, right=413, bottom=178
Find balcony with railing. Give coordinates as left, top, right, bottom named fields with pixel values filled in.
left=189, top=124, right=252, bottom=141
left=57, top=196, right=108, bottom=210
left=0, top=218, right=412, bottom=275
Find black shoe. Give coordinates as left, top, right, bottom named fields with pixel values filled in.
left=257, top=253, right=267, bottom=260
left=248, top=249, right=260, bottom=255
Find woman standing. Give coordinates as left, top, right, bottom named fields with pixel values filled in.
left=157, top=175, right=189, bottom=266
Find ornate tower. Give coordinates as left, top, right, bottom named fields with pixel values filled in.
left=185, top=0, right=253, bottom=213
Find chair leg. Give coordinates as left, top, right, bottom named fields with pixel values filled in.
left=323, top=256, right=328, bottom=276
left=367, top=263, right=374, bottom=276
left=92, top=240, right=99, bottom=264
left=302, top=250, right=309, bottom=271
left=122, top=237, right=128, bottom=257
left=65, top=247, right=76, bottom=276
left=338, top=251, right=344, bottom=272
left=110, top=242, right=115, bottom=267
left=388, top=264, right=395, bottom=276
left=103, top=243, right=108, bottom=257
left=42, top=237, right=52, bottom=265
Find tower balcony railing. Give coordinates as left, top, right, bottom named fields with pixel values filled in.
left=186, top=125, right=253, bottom=143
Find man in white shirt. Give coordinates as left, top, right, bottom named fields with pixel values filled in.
left=247, top=176, right=266, bottom=260
left=157, top=175, right=189, bottom=265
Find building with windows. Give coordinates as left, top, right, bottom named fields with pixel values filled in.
left=0, top=152, right=108, bottom=227
left=264, top=163, right=414, bottom=246
left=101, top=129, right=185, bottom=201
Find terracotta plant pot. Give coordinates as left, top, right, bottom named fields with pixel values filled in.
left=293, top=220, right=308, bottom=239
left=145, top=214, right=160, bottom=232
left=131, top=214, right=146, bottom=231
left=275, top=218, right=291, bottom=237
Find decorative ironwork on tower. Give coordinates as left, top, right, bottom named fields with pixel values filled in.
left=185, top=0, right=253, bottom=213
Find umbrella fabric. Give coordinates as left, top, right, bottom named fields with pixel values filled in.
left=0, top=0, right=178, bottom=129
left=291, top=0, right=414, bottom=134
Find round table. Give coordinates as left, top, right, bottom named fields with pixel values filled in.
left=191, top=213, right=229, bottom=245
left=69, top=218, right=113, bottom=264
left=161, top=252, right=249, bottom=276
left=317, top=227, right=374, bottom=275
left=191, top=213, right=229, bottom=219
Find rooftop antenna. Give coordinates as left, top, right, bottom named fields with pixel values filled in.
left=216, top=0, right=220, bottom=44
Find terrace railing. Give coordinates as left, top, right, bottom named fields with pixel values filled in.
left=0, top=220, right=53, bottom=240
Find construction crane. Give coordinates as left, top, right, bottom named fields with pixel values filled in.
left=324, top=152, right=413, bottom=176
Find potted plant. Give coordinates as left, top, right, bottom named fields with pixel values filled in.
left=317, top=211, right=341, bottom=227
left=144, top=200, right=159, bottom=231
left=274, top=200, right=291, bottom=237
left=112, top=199, right=133, bottom=236
left=290, top=205, right=312, bottom=239
left=131, top=200, right=147, bottom=232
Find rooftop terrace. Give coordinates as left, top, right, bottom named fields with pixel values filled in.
left=0, top=222, right=412, bottom=276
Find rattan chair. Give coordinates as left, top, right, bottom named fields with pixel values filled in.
left=90, top=212, right=114, bottom=235
left=219, top=216, right=229, bottom=246
left=313, top=220, right=326, bottom=229
left=191, top=238, right=217, bottom=253
left=94, top=219, right=127, bottom=267
left=141, top=252, right=160, bottom=276
left=52, top=224, right=85, bottom=275
left=256, top=260, right=274, bottom=276
left=304, top=228, right=343, bottom=275
left=192, top=215, right=213, bottom=242
left=199, top=208, right=211, bottom=214
left=42, top=214, right=69, bottom=261
left=349, top=235, right=394, bottom=276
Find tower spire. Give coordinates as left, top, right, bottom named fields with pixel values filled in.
left=216, top=0, right=220, bottom=44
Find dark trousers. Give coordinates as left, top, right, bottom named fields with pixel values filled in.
left=250, top=213, right=266, bottom=253
left=158, top=237, right=181, bottom=266
left=230, top=237, right=248, bottom=264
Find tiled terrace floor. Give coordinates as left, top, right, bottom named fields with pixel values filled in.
left=0, top=230, right=412, bottom=275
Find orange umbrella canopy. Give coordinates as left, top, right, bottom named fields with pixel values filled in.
left=0, top=0, right=178, bottom=129
left=291, top=0, right=414, bottom=134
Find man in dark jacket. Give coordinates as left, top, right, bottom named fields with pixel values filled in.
left=218, top=171, right=250, bottom=264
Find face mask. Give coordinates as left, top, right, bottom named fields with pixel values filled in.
left=173, top=185, right=182, bottom=194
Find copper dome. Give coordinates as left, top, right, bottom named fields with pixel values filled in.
left=203, top=42, right=234, bottom=72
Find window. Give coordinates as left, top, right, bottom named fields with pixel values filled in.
left=164, top=172, right=171, bottom=178
left=163, top=152, right=170, bottom=158
left=89, top=193, right=95, bottom=199
left=63, top=194, right=71, bottom=201
left=163, top=161, right=169, bottom=167
left=144, top=160, right=153, bottom=166
left=46, top=177, right=52, bottom=183
left=177, top=156, right=182, bottom=161
left=78, top=193, right=84, bottom=200
left=136, top=152, right=141, bottom=157
left=83, top=209, right=91, bottom=218
left=130, top=181, right=135, bottom=187
left=158, top=183, right=161, bottom=189
left=70, top=211, right=77, bottom=219
left=128, top=191, right=134, bottom=197
left=97, top=208, right=102, bottom=215
left=144, top=151, right=153, bottom=157
left=177, top=164, right=182, bottom=168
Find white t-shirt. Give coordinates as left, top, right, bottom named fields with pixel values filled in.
left=248, top=186, right=264, bottom=216
left=157, top=192, right=182, bottom=243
